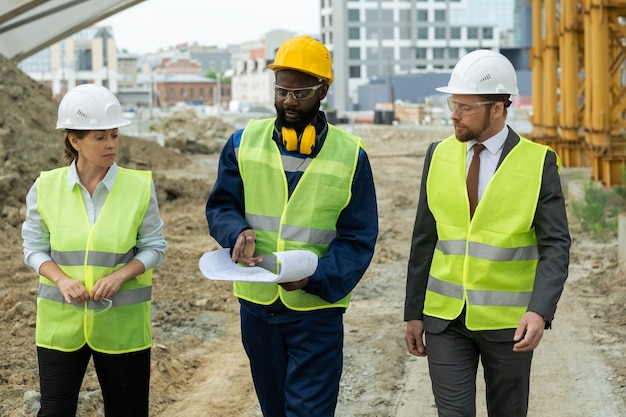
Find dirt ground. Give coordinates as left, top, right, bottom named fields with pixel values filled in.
left=0, top=53, right=625, bottom=416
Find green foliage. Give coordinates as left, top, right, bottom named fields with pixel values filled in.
left=205, top=70, right=231, bottom=83
left=613, top=167, right=626, bottom=205
left=570, top=181, right=613, bottom=236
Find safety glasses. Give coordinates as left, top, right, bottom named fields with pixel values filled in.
left=274, top=83, right=324, bottom=100
left=71, top=298, right=113, bottom=316
left=447, top=97, right=497, bottom=116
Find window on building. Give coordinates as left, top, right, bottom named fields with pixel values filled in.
left=366, top=64, right=380, bottom=78
left=349, top=47, right=361, bottom=60
left=349, top=27, right=360, bottom=40
left=18, top=48, right=51, bottom=73
left=367, top=47, right=380, bottom=59
left=400, top=47, right=414, bottom=59
left=417, top=10, right=428, bottom=22
left=349, top=66, right=361, bottom=78
left=433, top=48, right=445, bottom=59
left=348, top=9, right=360, bottom=21
left=75, top=48, right=92, bottom=71
left=467, top=27, right=478, bottom=39
left=450, top=27, right=461, bottom=39
left=366, top=9, right=379, bottom=21
left=382, top=26, right=394, bottom=39
left=449, top=47, right=460, bottom=59
left=435, top=27, right=446, bottom=39
left=399, top=26, right=411, bottom=39
left=434, top=10, right=446, bottom=22
left=417, top=27, right=429, bottom=39
left=483, top=27, right=493, bottom=39
left=415, top=47, right=427, bottom=59
left=367, top=27, right=379, bottom=40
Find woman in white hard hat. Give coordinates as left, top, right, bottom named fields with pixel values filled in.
left=21, top=83, right=167, bottom=417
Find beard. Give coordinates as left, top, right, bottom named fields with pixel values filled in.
left=275, top=100, right=321, bottom=132
left=454, top=110, right=491, bottom=143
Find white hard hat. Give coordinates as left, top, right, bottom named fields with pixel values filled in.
left=436, top=49, right=519, bottom=95
left=56, top=84, right=131, bottom=130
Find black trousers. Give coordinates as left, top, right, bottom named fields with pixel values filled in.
left=37, top=345, right=150, bottom=417
left=425, top=317, right=533, bottom=417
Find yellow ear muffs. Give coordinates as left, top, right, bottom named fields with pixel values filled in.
left=299, top=125, right=316, bottom=155
left=282, top=126, right=299, bottom=152
left=281, top=125, right=316, bottom=155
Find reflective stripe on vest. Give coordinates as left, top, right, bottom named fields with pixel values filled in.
left=235, top=118, right=362, bottom=311
left=51, top=249, right=135, bottom=267
left=36, top=167, right=153, bottom=353
left=424, top=135, right=548, bottom=330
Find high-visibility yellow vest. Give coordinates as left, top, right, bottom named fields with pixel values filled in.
left=235, top=118, right=362, bottom=310
left=36, top=166, right=153, bottom=353
left=425, top=135, right=549, bottom=330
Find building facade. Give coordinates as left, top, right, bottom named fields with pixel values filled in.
left=230, top=29, right=297, bottom=112
left=320, top=0, right=515, bottom=112
left=18, top=26, right=120, bottom=100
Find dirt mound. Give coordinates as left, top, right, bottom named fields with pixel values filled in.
left=152, top=109, right=235, bottom=155
left=0, top=54, right=60, bottom=220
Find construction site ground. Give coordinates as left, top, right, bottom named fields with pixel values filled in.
left=0, top=54, right=625, bottom=416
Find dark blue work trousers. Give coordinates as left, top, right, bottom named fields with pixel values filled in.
left=37, top=345, right=150, bottom=417
left=240, top=301, right=344, bottom=417
left=425, top=317, right=533, bottom=417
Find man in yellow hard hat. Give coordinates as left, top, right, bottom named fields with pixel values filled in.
left=206, top=35, right=378, bottom=417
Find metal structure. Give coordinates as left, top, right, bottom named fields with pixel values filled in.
left=0, top=0, right=144, bottom=62
left=529, top=0, right=626, bottom=186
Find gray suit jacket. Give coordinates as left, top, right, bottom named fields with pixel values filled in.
left=404, top=127, right=571, bottom=340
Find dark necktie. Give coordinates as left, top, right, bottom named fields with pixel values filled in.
left=467, top=143, right=485, bottom=218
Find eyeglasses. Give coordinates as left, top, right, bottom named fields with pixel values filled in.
left=71, top=298, right=113, bottom=316
left=274, top=83, right=324, bottom=100
left=447, top=97, right=497, bottom=116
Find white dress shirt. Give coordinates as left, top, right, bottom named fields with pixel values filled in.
left=465, top=126, right=509, bottom=202
left=21, top=161, right=167, bottom=273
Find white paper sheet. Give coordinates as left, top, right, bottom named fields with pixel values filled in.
left=198, top=248, right=318, bottom=283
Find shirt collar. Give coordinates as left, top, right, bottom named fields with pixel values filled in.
left=467, top=125, right=508, bottom=155
left=67, top=161, right=118, bottom=191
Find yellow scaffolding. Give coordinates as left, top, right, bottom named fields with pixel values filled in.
left=530, top=0, right=626, bottom=186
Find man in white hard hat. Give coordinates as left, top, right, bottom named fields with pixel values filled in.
left=404, top=50, right=571, bottom=416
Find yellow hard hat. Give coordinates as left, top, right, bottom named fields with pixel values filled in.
left=268, top=35, right=334, bottom=86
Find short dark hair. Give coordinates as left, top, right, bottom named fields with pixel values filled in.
left=479, top=94, right=512, bottom=108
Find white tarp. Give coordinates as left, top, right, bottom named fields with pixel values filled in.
left=0, top=0, right=144, bottom=61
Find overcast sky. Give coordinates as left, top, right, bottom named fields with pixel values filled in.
left=100, top=0, right=320, bottom=54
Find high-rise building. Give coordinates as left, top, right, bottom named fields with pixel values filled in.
left=320, top=0, right=515, bottom=112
